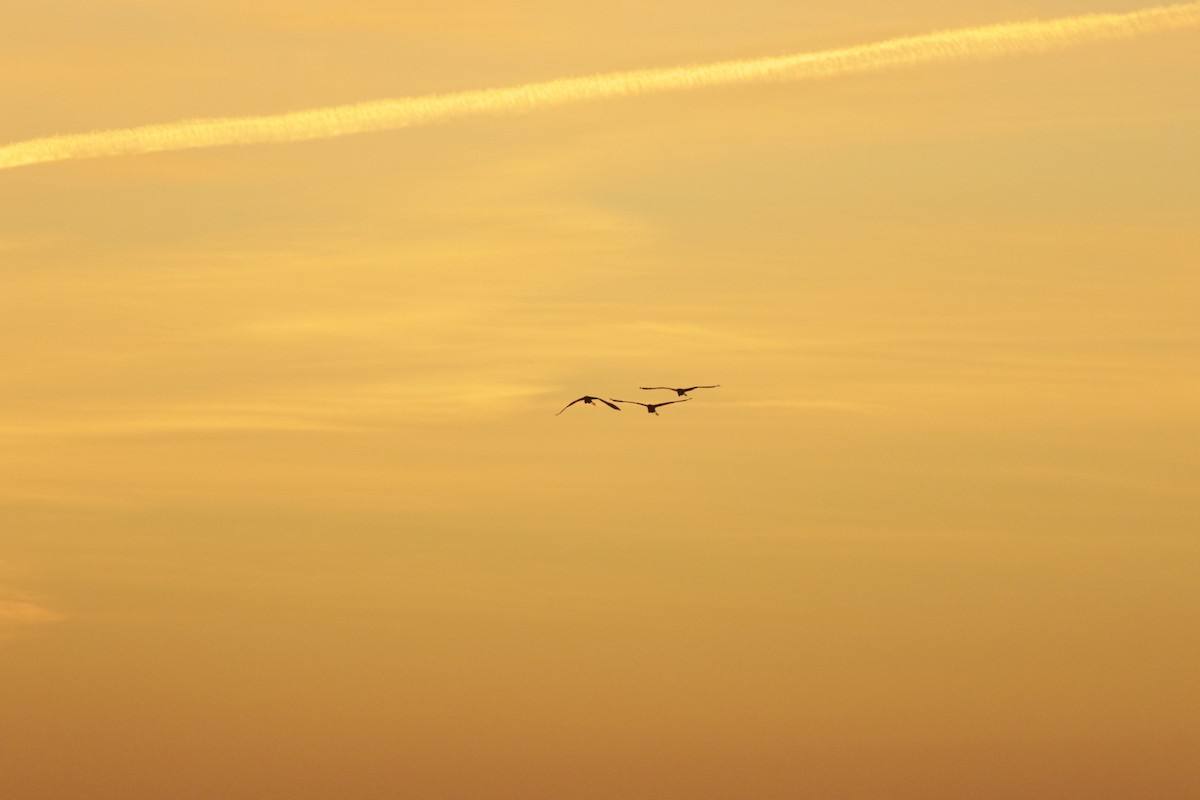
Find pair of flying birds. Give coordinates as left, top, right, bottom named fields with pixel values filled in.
left=557, top=385, right=719, bottom=415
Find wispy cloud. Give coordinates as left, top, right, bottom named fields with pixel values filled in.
left=2, top=2, right=1197, bottom=170
left=0, top=379, right=555, bottom=440
left=718, top=398, right=888, bottom=414
left=0, top=583, right=64, bottom=641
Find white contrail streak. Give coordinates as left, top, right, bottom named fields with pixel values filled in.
left=2, top=2, right=1198, bottom=171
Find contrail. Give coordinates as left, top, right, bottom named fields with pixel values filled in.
left=2, top=2, right=1198, bottom=171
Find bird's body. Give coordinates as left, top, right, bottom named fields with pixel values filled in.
left=640, top=385, right=719, bottom=397
left=610, top=398, right=690, bottom=414
left=557, top=395, right=621, bottom=415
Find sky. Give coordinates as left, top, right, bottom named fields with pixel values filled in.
left=2, top=1, right=1198, bottom=797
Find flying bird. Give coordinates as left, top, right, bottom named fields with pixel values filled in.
left=610, top=398, right=691, bottom=415
left=557, top=396, right=622, bottom=415
left=640, top=385, right=720, bottom=397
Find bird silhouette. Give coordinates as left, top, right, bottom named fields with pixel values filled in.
left=640, top=385, right=719, bottom=397
left=610, top=398, right=691, bottom=414
left=557, top=395, right=622, bottom=415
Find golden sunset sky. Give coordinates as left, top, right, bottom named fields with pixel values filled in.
left=2, top=1, right=1198, bottom=797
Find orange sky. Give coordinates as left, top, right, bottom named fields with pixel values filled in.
left=2, top=2, right=1198, bottom=798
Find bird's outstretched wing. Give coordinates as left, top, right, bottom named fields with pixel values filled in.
left=656, top=398, right=691, bottom=408
left=683, top=385, right=720, bottom=391
left=598, top=398, right=622, bottom=411
left=610, top=399, right=645, bottom=407
left=639, top=386, right=673, bottom=391
left=556, top=397, right=586, bottom=415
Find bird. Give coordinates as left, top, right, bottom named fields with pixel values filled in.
left=639, top=385, right=719, bottom=397
left=610, top=398, right=691, bottom=414
left=557, top=395, right=622, bottom=415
